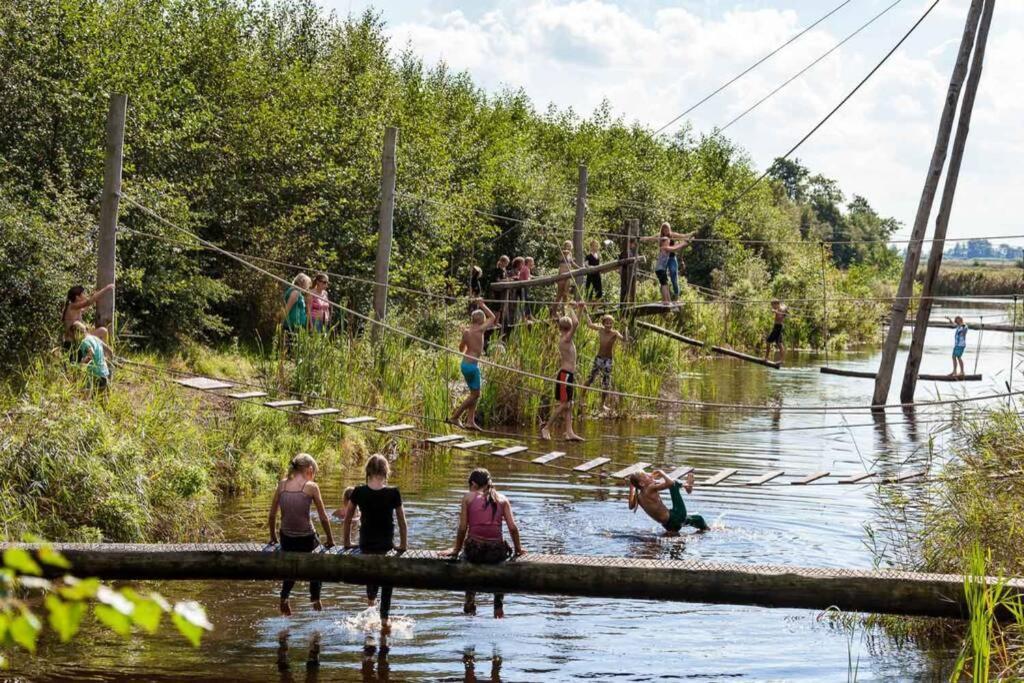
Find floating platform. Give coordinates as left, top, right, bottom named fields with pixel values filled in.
left=820, top=367, right=982, bottom=382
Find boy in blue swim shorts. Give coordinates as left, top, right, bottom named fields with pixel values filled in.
left=947, top=315, right=968, bottom=378
left=449, top=299, right=496, bottom=431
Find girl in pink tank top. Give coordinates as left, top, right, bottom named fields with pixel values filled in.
left=309, top=273, right=331, bottom=332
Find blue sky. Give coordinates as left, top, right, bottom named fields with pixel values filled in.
left=320, top=0, right=1021, bottom=242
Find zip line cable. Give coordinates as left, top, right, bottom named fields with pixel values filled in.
left=652, top=0, right=854, bottom=136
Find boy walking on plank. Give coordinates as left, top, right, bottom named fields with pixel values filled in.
left=583, top=312, right=624, bottom=410
left=449, top=299, right=497, bottom=431
left=540, top=301, right=584, bottom=442
left=628, top=469, right=708, bottom=533
left=764, top=299, right=788, bottom=363
left=947, top=315, right=968, bottom=378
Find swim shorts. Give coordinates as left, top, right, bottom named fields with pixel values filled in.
left=588, top=356, right=613, bottom=390
left=766, top=323, right=783, bottom=345
left=664, top=482, right=709, bottom=532
left=554, top=369, right=575, bottom=403
left=461, top=359, right=482, bottom=391
left=952, top=345, right=966, bottom=359
left=655, top=269, right=669, bottom=286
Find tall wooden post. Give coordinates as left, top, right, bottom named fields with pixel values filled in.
left=871, top=0, right=984, bottom=407
left=627, top=219, right=640, bottom=305
left=573, top=165, right=587, bottom=284
left=96, top=94, right=127, bottom=329
left=372, top=126, right=398, bottom=340
left=901, top=0, right=995, bottom=403
left=619, top=219, right=631, bottom=306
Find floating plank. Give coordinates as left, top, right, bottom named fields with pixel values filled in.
left=703, top=468, right=738, bottom=486
left=666, top=466, right=694, bottom=482
left=820, top=367, right=877, bottom=379
left=838, top=472, right=876, bottom=484
left=454, top=439, right=493, bottom=450
left=299, top=408, right=341, bottom=417
left=635, top=321, right=705, bottom=348
left=574, top=457, right=611, bottom=473
left=610, top=462, right=652, bottom=479
left=226, top=390, right=268, bottom=399
left=710, top=346, right=781, bottom=369
left=533, top=451, right=565, bottom=464
left=880, top=470, right=927, bottom=484
left=746, top=470, right=785, bottom=486
left=426, top=434, right=465, bottom=444
left=177, top=377, right=234, bottom=391
left=492, top=446, right=529, bottom=457
left=918, top=373, right=983, bottom=382
left=791, top=471, right=830, bottom=485
left=338, top=416, right=376, bottom=425
left=264, top=399, right=303, bottom=408
left=376, top=424, right=415, bottom=433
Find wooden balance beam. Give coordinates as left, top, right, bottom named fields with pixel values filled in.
left=636, top=321, right=706, bottom=348
left=490, top=256, right=642, bottom=292
left=7, top=542, right=1016, bottom=620
left=820, top=367, right=982, bottom=382
left=710, top=345, right=782, bottom=369
left=899, top=320, right=1023, bottom=333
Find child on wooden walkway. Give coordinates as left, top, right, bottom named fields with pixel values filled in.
left=764, top=299, right=788, bottom=363
left=947, top=315, right=969, bottom=378
left=540, top=301, right=584, bottom=442
left=583, top=312, right=624, bottom=410
left=449, top=299, right=497, bottom=431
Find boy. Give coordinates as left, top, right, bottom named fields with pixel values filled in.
left=540, top=301, right=584, bottom=442
left=583, top=312, right=624, bottom=410
left=947, top=315, right=968, bottom=378
left=555, top=241, right=577, bottom=308
left=72, top=321, right=111, bottom=390
left=449, top=299, right=497, bottom=430
left=764, top=299, right=788, bottom=362
left=627, top=469, right=708, bottom=533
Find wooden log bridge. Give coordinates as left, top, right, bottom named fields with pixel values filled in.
left=820, top=367, right=982, bottom=382
left=7, top=543, right=1020, bottom=620
left=637, top=321, right=781, bottom=369
left=490, top=256, right=642, bottom=292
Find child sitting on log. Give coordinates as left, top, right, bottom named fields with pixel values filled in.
left=628, top=469, right=708, bottom=533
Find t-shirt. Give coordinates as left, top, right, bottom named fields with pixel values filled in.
left=585, top=253, right=600, bottom=268
left=954, top=324, right=968, bottom=347
left=469, top=273, right=482, bottom=296
left=79, top=335, right=109, bottom=379
left=284, top=286, right=307, bottom=329
left=350, top=484, right=402, bottom=552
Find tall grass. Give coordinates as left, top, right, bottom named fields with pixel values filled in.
left=923, top=264, right=1024, bottom=297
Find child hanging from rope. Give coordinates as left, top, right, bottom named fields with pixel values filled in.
left=627, top=469, right=709, bottom=533
left=583, top=312, right=624, bottom=410
left=540, top=300, right=584, bottom=442
left=764, top=299, right=788, bottom=363
left=947, top=315, right=969, bottom=378
left=61, top=284, right=114, bottom=361
left=449, top=299, right=497, bottom=431
left=584, top=239, right=603, bottom=300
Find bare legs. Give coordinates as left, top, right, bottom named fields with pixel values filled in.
left=450, top=389, right=481, bottom=430
left=951, top=354, right=965, bottom=378
left=541, top=401, right=583, bottom=441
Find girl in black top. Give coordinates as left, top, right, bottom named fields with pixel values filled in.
left=584, top=239, right=603, bottom=300
left=342, top=454, right=407, bottom=630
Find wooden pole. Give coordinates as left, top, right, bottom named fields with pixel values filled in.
left=901, top=0, right=995, bottom=403
left=372, top=126, right=398, bottom=340
left=619, top=220, right=631, bottom=307
left=820, top=243, right=830, bottom=365
left=627, top=218, right=640, bottom=305
left=95, top=93, right=127, bottom=329
left=872, top=0, right=985, bottom=406
left=573, top=165, right=587, bottom=285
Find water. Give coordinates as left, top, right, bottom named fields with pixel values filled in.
left=13, top=309, right=1021, bottom=681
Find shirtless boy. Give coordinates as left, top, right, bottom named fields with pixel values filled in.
left=540, top=301, right=584, bottom=442
left=627, top=469, right=708, bottom=533
left=449, top=299, right=497, bottom=430
left=583, top=312, right=624, bottom=409
left=764, top=299, right=788, bottom=363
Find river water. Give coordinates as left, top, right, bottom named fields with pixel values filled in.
left=13, top=306, right=1022, bottom=681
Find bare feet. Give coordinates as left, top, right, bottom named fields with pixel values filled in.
left=312, top=599, right=323, bottom=611
left=684, top=471, right=695, bottom=494
left=464, top=598, right=477, bottom=615
left=565, top=432, right=584, bottom=442
left=280, top=599, right=292, bottom=616
left=494, top=607, right=504, bottom=619
left=367, top=598, right=377, bottom=608
left=540, top=426, right=551, bottom=440
left=469, top=421, right=483, bottom=432
left=380, top=620, right=391, bottom=635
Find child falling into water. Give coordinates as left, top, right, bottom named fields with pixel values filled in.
left=627, top=469, right=709, bottom=533
left=449, top=299, right=497, bottom=430
left=947, top=315, right=969, bottom=378
left=764, top=299, right=788, bottom=363
left=583, top=311, right=624, bottom=411
left=540, top=301, right=584, bottom=442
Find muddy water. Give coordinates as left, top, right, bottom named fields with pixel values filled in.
left=13, top=307, right=1021, bottom=681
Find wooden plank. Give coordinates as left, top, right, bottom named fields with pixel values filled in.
left=177, top=377, right=234, bottom=391
left=666, top=466, right=694, bottom=482
left=820, top=367, right=877, bottom=379
left=746, top=470, right=785, bottom=486
left=918, top=373, right=983, bottom=382
left=338, top=416, right=376, bottom=425
left=299, top=408, right=341, bottom=417
left=574, top=457, right=611, bottom=473
left=609, top=462, right=651, bottom=479
left=791, top=471, right=830, bottom=485
left=426, top=434, right=465, bottom=444
left=704, top=468, right=738, bottom=486
left=226, top=390, right=268, bottom=399
left=454, top=439, right=493, bottom=450
left=880, top=470, right=927, bottom=484
left=709, top=346, right=781, bottom=369
left=635, top=321, right=705, bottom=348
left=264, top=399, right=303, bottom=408
left=492, top=446, right=529, bottom=457
left=376, top=424, right=415, bottom=433
left=838, top=471, right=876, bottom=484
left=490, top=256, right=641, bottom=291
left=533, top=451, right=565, bottom=464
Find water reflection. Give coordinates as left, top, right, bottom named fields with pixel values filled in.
left=276, top=629, right=321, bottom=682
left=360, top=634, right=391, bottom=682
left=462, top=646, right=502, bottom=682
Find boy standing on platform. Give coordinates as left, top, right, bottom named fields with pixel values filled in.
left=540, top=301, right=584, bottom=442
left=947, top=315, right=969, bottom=378
left=764, top=299, right=788, bottom=363
left=450, top=299, right=497, bottom=431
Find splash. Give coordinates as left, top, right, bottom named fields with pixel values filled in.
left=340, top=607, right=414, bottom=638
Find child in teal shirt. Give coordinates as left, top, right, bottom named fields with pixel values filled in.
left=72, top=321, right=110, bottom=389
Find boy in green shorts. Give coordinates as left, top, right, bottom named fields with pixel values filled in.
left=627, top=469, right=708, bottom=532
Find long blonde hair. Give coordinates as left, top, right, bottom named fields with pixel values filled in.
left=292, top=273, right=312, bottom=290
left=288, top=453, right=318, bottom=478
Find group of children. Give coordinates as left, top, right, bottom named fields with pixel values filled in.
left=282, top=273, right=333, bottom=334
left=61, top=284, right=114, bottom=389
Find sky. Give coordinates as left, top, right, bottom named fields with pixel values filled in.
left=322, top=0, right=1021, bottom=243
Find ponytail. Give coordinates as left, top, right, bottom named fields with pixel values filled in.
left=288, top=453, right=318, bottom=478
left=468, top=468, right=500, bottom=518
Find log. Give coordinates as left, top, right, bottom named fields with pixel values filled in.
left=9, top=543, right=1015, bottom=620
left=490, top=257, right=642, bottom=292
left=899, top=320, right=1022, bottom=333
left=821, top=367, right=982, bottom=382
left=709, top=345, right=781, bottom=369
left=821, top=367, right=877, bottom=379
left=636, top=321, right=706, bottom=348
left=918, top=373, right=982, bottom=382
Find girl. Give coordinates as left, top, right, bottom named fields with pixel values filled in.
left=268, top=453, right=335, bottom=616
left=332, top=486, right=360, bottom=522
left=584, top=239, right=603, bottom=300
left=342, top=454, right=408, bottom=631
left=309, top=273, right=331, bottom=333
left=641, top=222, right=694, bottom=300
left=283, top=273, right=311, bottom=334
left=62, top=284, right=113, bottom=360
left=655, top=237, right=688, bottom=306
left=448, top=468, right=524, bottom=618
left=71, top=321, right=111, bottom=390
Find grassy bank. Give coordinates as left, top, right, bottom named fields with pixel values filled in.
left=921, top=262, right=1024, bottom=297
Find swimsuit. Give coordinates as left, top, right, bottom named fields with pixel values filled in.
left=309, top=292, right=330, bottom=330
left=554, top=369, right=575, bottom=403
left=767, top=323, right=784, bottom=345
left=587, top=356, right=613, bottom=390
left=461, top=359, right=482, bottom=391
left=664, top=482, right=708, bottom=532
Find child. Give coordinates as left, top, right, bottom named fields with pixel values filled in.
left=627, top=469, right=708, bottom=533
left=488, top=256, right=511, bottom=346
left=764, top=299, right=788, bottom=362
left=308, top=273, right=331, bottom=332
left=640, top=222, right=694, bottom=300
left=519, top=256, right=534, bottom=321
left=540, top=301, right=584, bottom=442
left=71, top=321, right=111, bottom=390
left=654, top=237, right=687, bottom=306
left=468, top=266, right=483, bottom=299
left=584, top=239, right=603, bottom=300
left=583, top=313, right=624, bottom=409
left=508, top=257, right=524, bottom=322
left=555, top=241, right=577, bottom=307
left=449, top=299, right=497, bottom=430
left=948, top=316, right=969, bottom=378
left=342, top=454, right=408, bottom=632
left=62, top=284, right=114, bottom=360
left=283, top=273, right=311, bottom=333
left=448, top=468, right=524, bottom=619
left=268, top=453, right=335, bottom=615
left=332, top=486, right=360, bottom=522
